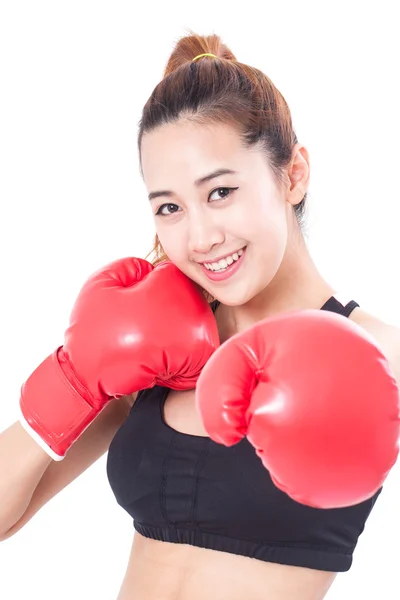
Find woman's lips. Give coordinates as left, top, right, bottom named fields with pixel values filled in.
left=200, top=247, right=247, bottom=282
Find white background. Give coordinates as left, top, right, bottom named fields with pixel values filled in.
left=0, top=1, right=399, bottom=598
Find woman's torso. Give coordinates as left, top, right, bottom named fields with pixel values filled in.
left=110, top=298, right=383, bottom=600
left=116, top=383, right=338, bottom=600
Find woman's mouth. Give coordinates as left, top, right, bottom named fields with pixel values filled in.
left=199, top=247, right=247, bottom=282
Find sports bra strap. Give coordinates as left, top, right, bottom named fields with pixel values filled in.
left=210, top=296, right=359, bottom=317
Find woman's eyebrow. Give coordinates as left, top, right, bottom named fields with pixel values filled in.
left=148, top=168, right=238, bottom=201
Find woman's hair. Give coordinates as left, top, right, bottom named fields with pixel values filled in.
left=138, top=30, right=307, bottom=276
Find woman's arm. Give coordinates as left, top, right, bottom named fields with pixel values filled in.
left=0, top=394, right=135, bottom=541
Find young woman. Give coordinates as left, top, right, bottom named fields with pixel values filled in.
left=1, top=32, right=399, bottom=600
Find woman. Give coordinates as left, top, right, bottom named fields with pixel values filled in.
left=1, top=32, right=400, bottom=600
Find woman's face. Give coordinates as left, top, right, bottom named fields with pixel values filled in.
left=140, top=120, right=298, bottom=306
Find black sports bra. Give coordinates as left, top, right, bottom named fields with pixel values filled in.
left=106, top=296, right=382, bottom=572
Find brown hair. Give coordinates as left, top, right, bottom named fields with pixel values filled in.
left=138, top=30, right=306, bottom=289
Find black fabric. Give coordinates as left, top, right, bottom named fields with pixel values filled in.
left=106, top=296, right=382, bottom=572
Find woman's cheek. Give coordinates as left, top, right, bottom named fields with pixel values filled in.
left=157, top=229, right=186, bottom=265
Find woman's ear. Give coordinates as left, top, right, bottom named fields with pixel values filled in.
left=287, top=144, right=310, bottom=206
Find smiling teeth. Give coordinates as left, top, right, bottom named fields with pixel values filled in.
left=204, top=248, right=244, bottom=272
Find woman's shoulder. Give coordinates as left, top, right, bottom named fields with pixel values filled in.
left=348, top=305, right=400, bottom=343
left=349, top=305, right=400, bottom=382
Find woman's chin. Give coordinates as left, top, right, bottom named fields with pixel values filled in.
left=208, top=286, right=256, bottom=307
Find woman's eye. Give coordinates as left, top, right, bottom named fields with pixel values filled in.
left=155, top=187, right=238, bottom=217
left=155, top=203, right=181, bottom=216
left=209, top=187, right=238, bottom=201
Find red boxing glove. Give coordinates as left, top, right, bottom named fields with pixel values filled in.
left=195, top=309, right=400, bottom=508
left=20, top=258, right=219, bottom=460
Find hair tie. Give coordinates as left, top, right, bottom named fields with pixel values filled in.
left=192, top=53, right=218, bottom=62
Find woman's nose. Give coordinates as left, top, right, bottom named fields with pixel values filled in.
left=187, top=212, right=224, bottom=254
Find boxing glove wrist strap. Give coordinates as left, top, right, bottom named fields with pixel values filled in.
left=19, top=348, right=107, bottom=459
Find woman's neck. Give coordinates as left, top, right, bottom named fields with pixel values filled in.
left=215, top=235, right=335, bottom=342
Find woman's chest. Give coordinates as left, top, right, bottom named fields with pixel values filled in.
left=162, top=388, right=209, bottom=437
